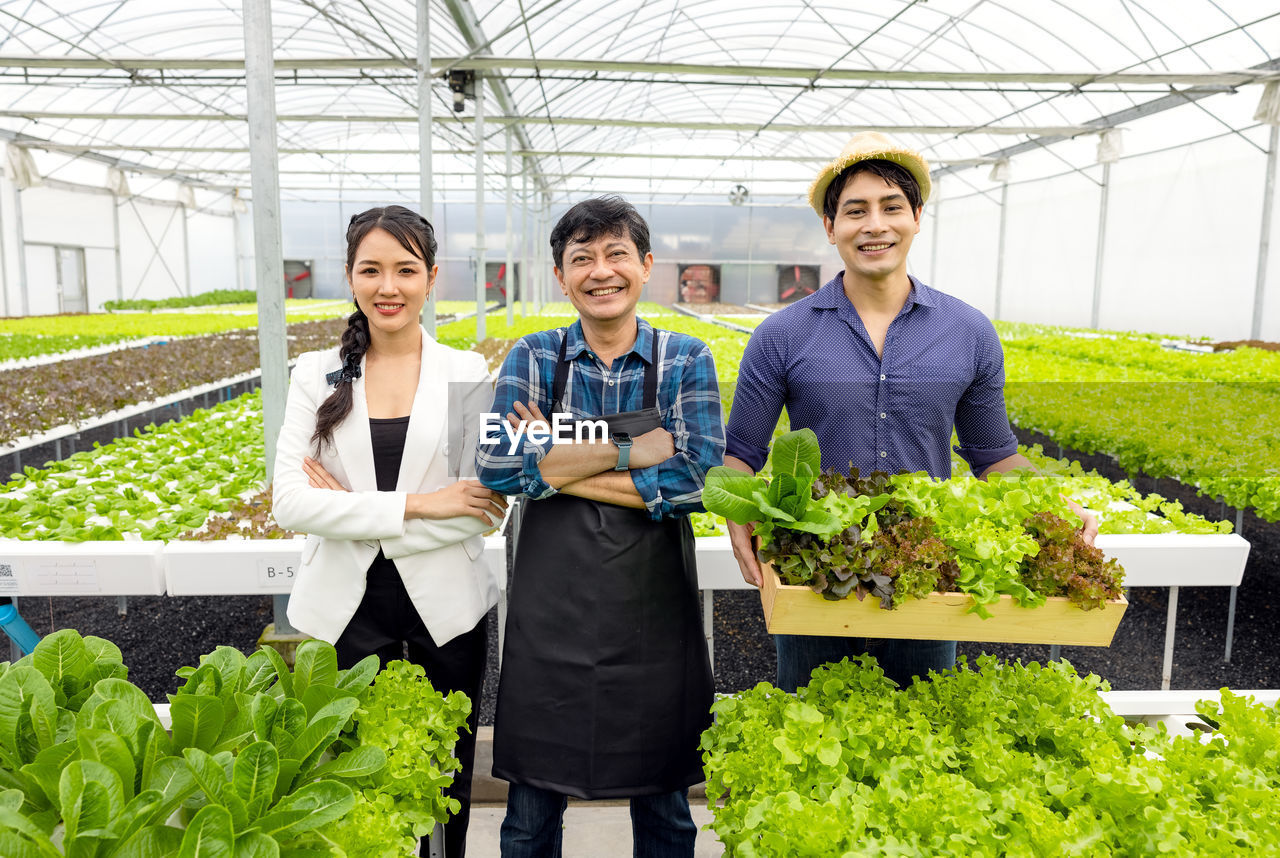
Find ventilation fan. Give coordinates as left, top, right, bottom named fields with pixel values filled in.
left=728, top=184, right=749, bottom=205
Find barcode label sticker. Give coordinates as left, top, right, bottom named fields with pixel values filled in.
left=0, top=561, right=18, bottom=595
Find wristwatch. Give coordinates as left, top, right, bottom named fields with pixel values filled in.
left=611, top=432, right=633, bottom=471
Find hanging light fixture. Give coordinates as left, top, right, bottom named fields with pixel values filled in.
left=4, top=145, right=43, bottom=189
left=1096, top=128, right=1124, bottom=164
left=106, top=167, right=131, bottom=197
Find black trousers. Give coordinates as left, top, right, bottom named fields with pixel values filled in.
left=334, top=555, right=487, bottom=858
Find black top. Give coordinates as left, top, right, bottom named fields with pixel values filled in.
left=368, top=416, right=410, bottom=579
left=369, top=416, right=410, bottom=492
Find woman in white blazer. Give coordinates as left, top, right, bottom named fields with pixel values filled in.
left=272, top=205, right=506, bottom=858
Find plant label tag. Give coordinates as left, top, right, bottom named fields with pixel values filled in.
left=257, top=558, right=295, bottom=589
left=0, top=560, right=20, bottom=595
left=31, top=559, right=99, bottom=593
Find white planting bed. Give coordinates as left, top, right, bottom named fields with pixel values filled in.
left=0, top=532, right=1250, bottom=687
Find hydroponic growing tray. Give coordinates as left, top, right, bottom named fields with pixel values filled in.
left=759, top=561, right=1128, bottom=646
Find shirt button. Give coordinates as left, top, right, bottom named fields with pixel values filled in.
left=879, top=412, right=887, bottom=419
left=608, top=380, right=615, bottom=386
left=879, top=374, right=886, bottom=381
left=880, top=451, right=887, bottom=457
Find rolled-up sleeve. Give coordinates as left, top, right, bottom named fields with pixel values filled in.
left=475, top=337, right=558, bottom=499
left=631, top=342, right=725, bottom=520
left=724, top=316, right=788, bottom=474
left=953, top=319, right=1020, bottom=474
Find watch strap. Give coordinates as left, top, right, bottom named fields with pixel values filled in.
left=612, top=434, right=632, bottom=471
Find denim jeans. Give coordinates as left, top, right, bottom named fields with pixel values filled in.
left=499, top=783, right=697, bottom=858
left=774, top=634, right=957, bottom=692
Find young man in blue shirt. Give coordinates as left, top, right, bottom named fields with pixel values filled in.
left=477, top=196, right=724, bottom=857
left=723, top=131, right=1096, bottom=692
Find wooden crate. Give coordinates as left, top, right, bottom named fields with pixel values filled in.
left=759, top=563, right=1128, bottom=646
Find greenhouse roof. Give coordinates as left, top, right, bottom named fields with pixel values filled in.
left=1, top=0, right=1278, bottom=206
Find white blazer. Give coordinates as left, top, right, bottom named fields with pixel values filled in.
left=272, top=326, right=500, bottom=645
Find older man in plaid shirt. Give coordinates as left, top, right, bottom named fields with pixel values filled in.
left=477, top=195, right=723, bottom=858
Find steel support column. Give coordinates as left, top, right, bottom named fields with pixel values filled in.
left=13, top=185, right=28, bottom=315
left=505, top=128, right=514, bottom=327
left=534, top=205, right=542, bottom=312
left=993, top=181, right=1008, bottom=320
left=418, top=0, right=436, bottom=335
left=243, top=0, right=289, bottom=476
left=929, top=176, right=941, bottom=286
left=181, top=201, right=193, bottom=296
left=540, top=203, right=551, bottom=311
left=474, top=86, right=486, bottom=342
left=232, top=207, right=244, bottom=293
left=1090, top=162, right=1112, bottom=329
left=1251, top=125, right=1278, bottom=339
left=521, top=164, right=529, bottom=319
left=112, top=193, right=124, bottom=301
left=532, top=203, right=541, bottom=312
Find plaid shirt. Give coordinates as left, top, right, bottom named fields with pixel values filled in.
left=476, top=317, right=724, bottom=520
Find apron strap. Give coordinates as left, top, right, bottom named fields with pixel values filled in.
left=551, top=324, right=661, bottom=413
left=551, top=328, right=572, bottom=411
left=643, top=327, right=659, bottom=411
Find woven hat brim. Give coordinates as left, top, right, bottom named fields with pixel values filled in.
left=808, top=147, right=932, bottom=216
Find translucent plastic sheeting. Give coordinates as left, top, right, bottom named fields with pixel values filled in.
left=0, top=1, right=1277, bottom=201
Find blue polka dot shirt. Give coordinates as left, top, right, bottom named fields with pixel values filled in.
left=724, top=273, right=1019, bottom=479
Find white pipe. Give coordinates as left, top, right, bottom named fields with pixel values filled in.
left=1090, top=162, right=1112, bottom=329
left=1251, top=125, right=1277, bottom=340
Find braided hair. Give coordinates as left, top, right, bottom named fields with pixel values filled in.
left=311, top=205, right=438, bottom=452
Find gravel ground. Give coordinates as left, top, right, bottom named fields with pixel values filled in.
left=13, top=430, right=1278, bottom=718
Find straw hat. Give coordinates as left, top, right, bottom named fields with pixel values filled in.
left=807, top=131, right=932, bottom=217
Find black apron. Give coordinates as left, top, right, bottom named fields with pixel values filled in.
left=492, top=331, right=714, bottom=799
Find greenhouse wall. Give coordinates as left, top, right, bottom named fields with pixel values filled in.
left=929, top=191, right=1003, bottom=318
left=0, top=163, right=1263, bottom=340
left=999, top=180, right=1099, bottom=329
left=922, top=133, right=1280, bottom=341
left=186, top=210, right=237, bottom=298
left=1099, top=137, right=1260, bottom=339
left=274, top=197, right=832, bottom=305
left=0, top=172, right=239, bottom=314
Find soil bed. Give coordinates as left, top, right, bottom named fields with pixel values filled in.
left=1210, top=339, right=1280, bottom=352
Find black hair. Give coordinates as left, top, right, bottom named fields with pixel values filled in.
left=311, top=205, right=438, bottom=452
left=549, top=195, right=651, bottom=269
left=822, top=159, right=923, bottom=221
